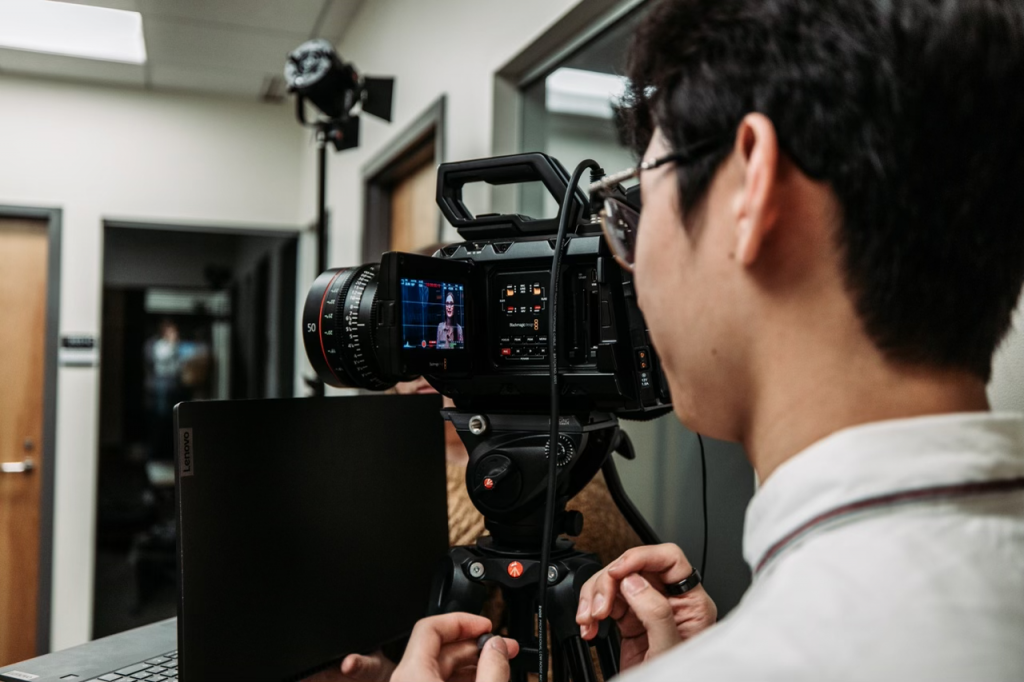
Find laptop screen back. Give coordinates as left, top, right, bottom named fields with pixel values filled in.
left=174, top=395, right=448, bottom=682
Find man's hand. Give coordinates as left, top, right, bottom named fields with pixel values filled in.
left=576, top=544, right=717, bottom=670
left=391, top=612, right=520, bottom=682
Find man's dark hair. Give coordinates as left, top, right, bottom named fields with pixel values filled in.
left=623, top=0, right=1024, bottom=379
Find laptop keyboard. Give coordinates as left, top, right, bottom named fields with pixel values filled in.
left=85, top=651, right=178, bottom=682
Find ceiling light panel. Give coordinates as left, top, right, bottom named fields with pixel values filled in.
left=545, top=67, right=627, bottom=119
left=0, top=0, right=147, bottom=64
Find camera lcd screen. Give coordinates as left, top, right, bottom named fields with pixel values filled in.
left=400, top=278, right=466, bottom=351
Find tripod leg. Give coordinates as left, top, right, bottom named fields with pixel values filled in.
left=551, top=637, right=568, bottom=682
left=603, top=454, right=661, bottom=546
left=504, top=588, right=536, bottom=682
left=594, top=625, right=620, bottom=680
left=562, top=636, right=598, bottom=682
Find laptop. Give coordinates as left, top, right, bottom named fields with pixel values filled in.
left=1, top=394, right=449, bottom=682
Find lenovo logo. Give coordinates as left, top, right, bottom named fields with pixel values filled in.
left=179, top=427, right=194, bottom=477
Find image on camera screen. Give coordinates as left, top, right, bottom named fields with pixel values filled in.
left=400, top=278, right=465, bottom=350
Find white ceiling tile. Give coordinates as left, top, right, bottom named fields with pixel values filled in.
left=20, top=0, right=370, bottom=98
left=143, top=16, right=304, bottom=73
left=148, top=62, right=271, bottom=99
left=140, top=0, right=326, bottom=35
left=0, top=47, right=145, bottom=87
left=52, top=0, right=141, bottom=12
left=55, top=0, right=323, bottom=33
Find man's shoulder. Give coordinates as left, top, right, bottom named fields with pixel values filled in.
left=622, top=508, right=1024, bottom=681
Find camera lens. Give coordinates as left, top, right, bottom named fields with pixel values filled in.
left=302, top=264, right=394, bottom=390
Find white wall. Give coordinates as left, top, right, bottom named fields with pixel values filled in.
left=0, top=74, right=309, bottom=650
left=313, top=0, right=581, bottom=269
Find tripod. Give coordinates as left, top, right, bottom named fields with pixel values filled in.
left=428, top=411, right=659, bottom=682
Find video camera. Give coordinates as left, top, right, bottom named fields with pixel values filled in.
left=301, top=152, right=669, bottom=680
left=301, top=152, right=670, bottom=419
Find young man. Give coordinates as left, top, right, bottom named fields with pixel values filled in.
left=391, top=0, right=1024, bottom=679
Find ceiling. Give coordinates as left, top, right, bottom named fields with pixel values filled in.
left=0, top=0, right=366, bottom=100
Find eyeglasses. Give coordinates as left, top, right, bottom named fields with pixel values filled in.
left=589, top=137, right=726, bottom=271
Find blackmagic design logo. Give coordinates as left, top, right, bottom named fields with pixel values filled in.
left=179, top=427, right=194, bottom=477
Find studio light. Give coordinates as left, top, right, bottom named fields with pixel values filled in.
left=284, top=39, right=394, bottom=151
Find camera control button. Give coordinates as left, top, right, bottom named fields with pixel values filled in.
left=501, top=348, right=512, bottom=356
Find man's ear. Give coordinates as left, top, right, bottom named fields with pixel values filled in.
left=732, top=113, right=780, bottom=266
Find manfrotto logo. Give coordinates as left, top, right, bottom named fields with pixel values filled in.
left=179, top=428, right=193, bottom=477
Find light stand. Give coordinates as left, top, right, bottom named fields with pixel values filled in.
left=285, top=39, right=394, bottom=396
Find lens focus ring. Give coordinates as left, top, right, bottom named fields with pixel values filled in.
left=302, top=265, right=393, bottom=390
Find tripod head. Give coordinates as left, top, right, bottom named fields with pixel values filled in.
left=442, top=409, right=624, bottom=549
left=433, top=409, right=646, bottom=681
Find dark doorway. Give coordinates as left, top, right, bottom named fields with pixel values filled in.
left=93, top=223, right=299, bottom=638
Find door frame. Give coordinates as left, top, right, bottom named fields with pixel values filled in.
left=361, top=95, right=447, bottom=263
left=0, top=204, right=62, bottom=655
left=100, top=218, right=305, bottom=404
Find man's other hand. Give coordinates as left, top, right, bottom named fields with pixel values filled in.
left=300, top=650, right=395, bottom=682
left=391, top=612, right=519, bottom=682
left=340, top=650, right=396, bottom=681
left=576, top=543, right=717, bottom=670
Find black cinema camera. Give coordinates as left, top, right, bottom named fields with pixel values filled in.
left=302, top=153, right=668, bottom=681
left=301, top=151, right=669, bottom=417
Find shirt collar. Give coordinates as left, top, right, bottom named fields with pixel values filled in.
left=743, top=412, right=1024, bottom=575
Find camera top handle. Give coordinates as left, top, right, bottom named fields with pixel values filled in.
left=436, top=152, right=589, bottom=239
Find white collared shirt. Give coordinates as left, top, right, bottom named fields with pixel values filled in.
left=626, top=412, right=1024, bottom=682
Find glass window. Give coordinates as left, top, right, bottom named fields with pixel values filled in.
left=519, top=11, right=644, bottom=218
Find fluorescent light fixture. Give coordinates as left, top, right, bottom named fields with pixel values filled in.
left=0, top=0, right=147, bottom=64
left=545, top=67, right=628, bottom=119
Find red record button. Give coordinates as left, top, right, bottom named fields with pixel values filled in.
left=501, top=348, right=511, bottom=356
left=507, top=561, right=524, bottom=578
left=483, top=477, right=495, bottom=489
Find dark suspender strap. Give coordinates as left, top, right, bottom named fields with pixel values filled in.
left=754, top=476, right=1024, bottom=575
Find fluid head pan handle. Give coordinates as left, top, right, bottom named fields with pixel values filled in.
left=436, top=152, right=588, bottom=239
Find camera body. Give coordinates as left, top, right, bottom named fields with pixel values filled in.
left=302, top=152, right=670, bottom=419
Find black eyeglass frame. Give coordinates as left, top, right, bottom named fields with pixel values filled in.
left=588, top=136, right=729, bottom=270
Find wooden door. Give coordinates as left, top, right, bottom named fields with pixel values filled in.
left=390, top=159, right=439, bottom=253
left=0, top=217, right=48, bottom=664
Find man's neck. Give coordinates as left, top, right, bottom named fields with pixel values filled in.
left=745, top=346, right=990, bottom=482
